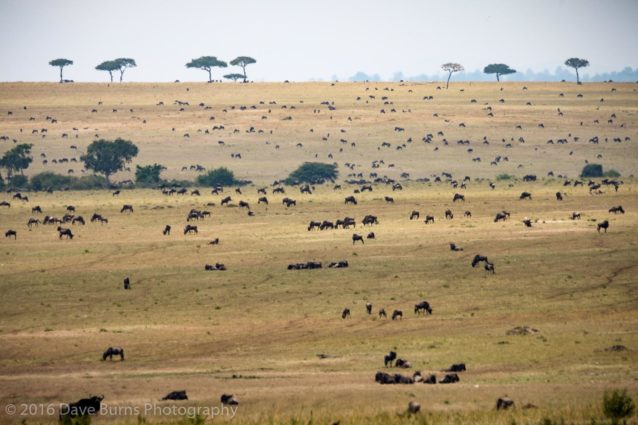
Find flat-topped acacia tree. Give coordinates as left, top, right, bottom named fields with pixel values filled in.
left=48, top=58, right=73, bottom=83
left=186, top=56, right=228, bottom=82
left=229, top=56, right=256, bottom=82
left=441, top=63, right=464, bottom=89
left=565, top=57, right=590, bottom=84
left=483, top=63, right=517, bottom=82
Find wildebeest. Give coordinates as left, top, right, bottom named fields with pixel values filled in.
left=384, top=351, right=397, bottom=367
left=408, top=401, right=421, bottom=414
left=59, top=395, right=104, bottom=420
left=520, top=191, right=532, bottom=200
left=446, top=363, right=466, bottom=372
left=414, top=301, right=432, bottom=315
left=464, top=210, right=472, bottom=218
left=384, top=196, right=394, bottom=203
left=239, top=200, right=250, bottom=209
left=366, top=303, right=372, bottom=314
left=362, top=215, right=378, bottom=225
left=163, top=225, right=171, bottom=235
left=120, top=204, right=134, bottom=213
left=221, top=394, right=239, bottom=405
left=424, top=215, right=434, bottom=224
left=209, top=238, right=220, bottom=245
left=27, top=218, right=40, bottom=228
left=597, top=220, right=609, bottom=233
left=258, top=196, right=269, bottom=204
left=328, top=260, right=348, bottom=268
left=308, top=221, right=321, bottom=231
left=484, top=261, right=496, bottom=274
left=367, top=232, right=375, bottom=240
left=410, top=210, right=420, bottom=220
left=205, top=263, right=226, bottom=271
left=378, top=308, right=387, bottom=318
left=423, top=374, right=437, bottom=384
left=5, top=229, right=17, bottom=239
left=57, top=227, right=73, bottom=239
left=72, top=216, right=85, bottom=225
left=523, top=218, right=533, bottom=227
left=496, top=397, right=515, bottom=410
left=282, top=197, right=296, bottom=207
left=472, top=255, right=489, bottom=268
left=66, top=205, right=76, bottom=213
left=494, top=211, right=510, bottom=222
left=352, top=234, right=364, bottom=244
left=112, top=190, right=120, bottom=196
left=184, top=224, right=198, bottom=234
left=341, top=308, right=351, bottom=319
left=453, top=193, right=465, bottom=202
left=556, top=192, right=564, bottom=201
left=91, top=213, right=108, bottom=224
left=445, top=209, right=453, bottom=219
left=345, top=196, right=357, bottom=205
left=103, top=347, right=125, bottom=361
left=0, top=201, right=10, bottom=207
left=32, top=205, right=42, bottom=214
left=440, top=373, right=460, bottom=384
left=221, top=196, right=232, bottom=206
left=450, top=242, right=463, bottom=251
left=392, top=310, right=403, bottom=320
left=571, top=212, right=581, bottom=220
left=609, top=206, right=625, bottom=214
left=161, top=390, right=188, bottom=401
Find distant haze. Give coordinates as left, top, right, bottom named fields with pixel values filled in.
left=0, top=0, right=637, bottom=82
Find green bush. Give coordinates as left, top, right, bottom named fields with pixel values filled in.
left=581, top=163, right=603, bottom=178
left=135, top=163, right=166, bottom=187
left=603, top=389, right=635, bottom=421
left=30, top=172, right=108, bottom=191
left=286, top=162, right=338, bottom=184
left=604, top=169, right=621, bottom=178
left=496, top=173, right=514, bottom=181
left=0, top=174, right=5, bottom=191
left=197, top=167, right=238, bottom=187
left=8, top=174, right=28, bottom=189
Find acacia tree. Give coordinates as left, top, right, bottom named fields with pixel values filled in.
left=441, top=63, right=464, bottom=89
left=229, top=56, right=256, bottom=82
left=49, top=58, right=73, bottom=83
left=0, top=143, right=33, bottom=179
left=224, top=73, right=245, bottom=82
left=95, top=60, right=119, bottom=82
left=483, top=63, right=516, bottom=82
left=565, top=57, right=589, bottom=84
left=186, top=56, right=228, bottom=82
left=114, top=58, right=137, bottom=82
left=81, top=138, right=139, bottom=184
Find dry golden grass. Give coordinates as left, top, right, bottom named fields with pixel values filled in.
left=0, top=82, right=636, bottom=424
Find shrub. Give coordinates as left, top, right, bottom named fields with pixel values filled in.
left=197, top=167, right=238, bottom=187
left=286, top=162, right=338, bottom=184
left=603, top=389, right=635, bottom=421
left=581, top=163, right=603, bottom=178
left=8, top=174, right=28, bottom=189
left=0, top=174, right=4, bottom=191
left=604, top=169, right=621, bottom=178
left=496, top=173, right=514, bottom=181
left=135, top=163, right=166, bottom=187
left=30, top=172, right=108, bottom=191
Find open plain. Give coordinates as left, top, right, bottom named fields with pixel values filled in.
left=0, top=82, right=637, bottom=424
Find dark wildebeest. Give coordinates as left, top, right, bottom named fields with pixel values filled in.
left=375, top=371, right=396, bottom=384
left=378, top=308, right=387, bottom=318
left=571, top=212, right=581, bottom=220
left=453, top=193, right=465, bottom=202
left=395, top=358, right=411, bottom=368
left=450, top=243, right=463, bottom=251
left=123, top=277, right=130, bottom=289
left=163, top=225, right=171, bottom=235
left=27, top=218, right=40, bottom=228
left=366, top=303, right=372, bottom=315
left=221, top=196, right=232, bottom=206
left=320, top=220, right=335, bottom=230
left=414, top=301, right=432, bottom=315
left=184, top=224, right=198, bottom=234
left=258, top=196, right=268, bottom=204
left=120, top=204, right=134, bottom=213
left=57, top=227, right=73, bottom=239
left=484, top=261, right=496, bottom=273
left=112, top=190, right=120, bottom=196
left=472, top=255, right=489, bottom=268
left=205, top=263, right=226, bottom=271
left=59, top=395, right=104, bottom=420
left=384, top=351, right=397, bottom=367
left=66, top=205, right=76, bottom=213
left=597, top=220, right=609, bottom=233
left=423, top=374, right=437, bottom=384
left=440, top=373, right=460, bottom=384
left=5, top=230, right=17, bottom=239
left=72, top=216, right=85, bottom=225
left=464, top=210, right=472, bottom=218
left=221, top=394, right=239, bottom=405
left=520, top=191, right=532, bottom=200
left=384, top=196, right=394, bottom=203
left=239, top=200, right=250, bottom=209
left=103, top=347, right=125, bottom=360
left=424, top=215, right=434, bottom=224
left=345, top=196, right=357, bottom=205
left=91, top=213, right=108, bottom=224
left=556, top=192, right=564, bottom=201
left=410, top=210, right=420, bottom=220
left=328, top=260, right=348, bottom=268
left=496, top=397, right=515, bottom=410
left=352, top=234, right=365, bottom=244
left=445, top=209, right=453, bottom=219
left=0, top=201, right=10, bottom=208
left=308, top=221, right=321, bottom=231
left=32, top=205, right=42, bottom=214
left=523, top=218, right=533, bottom=227
left=362, top=215, right=378, bottom=225
left=494, top=211, right=509, bottom=222
left=342, top=308, right=351, bottom=319
left=609, top=206, right=625, bottom=214
left=392, top=310, right=403, bottom=320
left=446, top=363, right=466, bottom=372
left=209, top=238, right=220, bottom=245
left=282, top=197, right=296, bottom=207
left=366, top=232, right=375, bottom=239
left=161, top=390, right=188, bottom=401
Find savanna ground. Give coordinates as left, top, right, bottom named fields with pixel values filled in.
left=0, top=82, right=637, bottom=424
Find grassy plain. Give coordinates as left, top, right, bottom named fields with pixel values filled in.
left=0, top=82, right=637, bottom=424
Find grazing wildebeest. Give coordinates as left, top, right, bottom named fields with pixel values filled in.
left=112, top=190, right=120, bottom=196
left=597, top=220, right=609, bottom=233
left=392, top=310, right=403, bottom=320
left=384, top=351, right=397, bottom=367
left=91, top=213, right=108, bottom=224
left=395, top=358, right=411, bottom=368
left=32, top=205, right=42, bottom=214
left=366, top=303, right=372, bottom=315
left=494, top=211, right=509, bottom=222
left=520, top=191, right=532, bottom=200
left=384, top=196, right=394, bottom=203
left=484, top=261, right=495, bottom=274
left=103, top=347, right=125, bottom=360
left=239, top=200, right=250, bottom=209
left=209, top=238, right=220, bottom=245
left=341, top=308, right=351, bottom=319
left=410, top=210, right=420, bottom=220
left=440, top=373, right=460, bottom=384
left=205, top=263, right=226, bottom=271
left=362, top=215, right=378, bottom=225
left=496, top=397, right=515, bottom=410
left=320, top=220, right=335, bottom=230
left=450, top=242, right=463, bottom=251
left=221, top=394, right=239, bottom=405
left=258, top=196, right=268, bottom=204
left=345, top=196, right=357, bottom=205
left=5, top=230, right=17, bottom=239
left=328, top=260, right=348, bottom=268
left=282, top=197, right=296, bottom=207
left=161, top=390, right=188, bottom=401
left=571, top=212, right=581, bottom=220
left=72, top=216, right=85, bottom=225
left=27, top=218, right=40, bottom=228
left=523, top=218, right=533, bottom=227
left=556, top=192, right=564, bottom=201
left=308, top=221, right=321, bottom=231
left=423, top=374, right=437, bottom=384
left=66, top=205, right=76, bottom=213
left=424, top=215, right=434, bottom=224
left=375, top=371, right=396, bottom=384
left=464, top=210, right=472, bottom=218
left=408, top=401, right=421, bottom=414
left=453, top=193, right=465, bottom=202
left=184, top=224, right=198, bottom=234
left=163, top=225, right=171, bottom=235
left=352, top=234, right=365, bottom=244
left=57, top=227, right=73, bottom=239
left=0, top=201, right=11, bottom=207
left=378, top=308, right=387, bottom=318
left=120, top=204, right=134, bottom=213
left=446, top=363, right=466, bottom=372
left=59, top=395, right=104, bottom=420
left=609, top=206, right=625, bottom=214
left=414, top=301, right=432, bottom=315
left=445, top=209, right=453, bottom=219
left=366, top=232, right=375, bottom=239
left=221, top=196, right=232, bottom=206
left=472, top=255, right=489, bottom=268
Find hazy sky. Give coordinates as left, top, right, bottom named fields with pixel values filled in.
left=0, top=0, right=636, bottom=82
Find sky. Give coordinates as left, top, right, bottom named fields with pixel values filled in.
left=0, top=0, right=637, bottom=82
